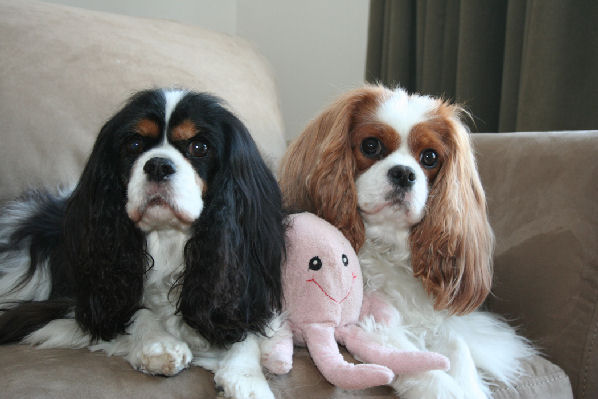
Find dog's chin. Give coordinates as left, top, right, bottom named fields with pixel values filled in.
left=359, top=195, right=425, bottom=231
left=128, top=198, right=196, bottom=232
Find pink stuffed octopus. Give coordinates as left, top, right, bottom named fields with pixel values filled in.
left=262, top=212, right=449, bottom=390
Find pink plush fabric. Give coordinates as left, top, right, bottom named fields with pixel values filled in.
left=263, top=213, right=449, bottom=390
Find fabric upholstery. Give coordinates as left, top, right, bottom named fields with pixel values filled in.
left=1, top=346, right=217, bottom=399
left=474, top=131, right=598, bottom=399
left=0, top=0, right=286, bottom=202
left=491, top=355, right=573, bottom=399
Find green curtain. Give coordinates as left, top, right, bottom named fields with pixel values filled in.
left=366, top=0, right=598, bottom=133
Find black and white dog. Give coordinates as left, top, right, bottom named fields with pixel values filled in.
left=0, top=89, right=285, bottom=399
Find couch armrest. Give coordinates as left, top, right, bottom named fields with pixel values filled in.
left=473, top=131, right=598, bottom=399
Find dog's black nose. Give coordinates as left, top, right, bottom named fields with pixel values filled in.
left=388, top=165, right=416, bottom=188
left=144, top=157, right=176, bottom=181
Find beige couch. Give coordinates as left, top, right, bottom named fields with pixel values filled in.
left=1, top=1, right=596, bottom=398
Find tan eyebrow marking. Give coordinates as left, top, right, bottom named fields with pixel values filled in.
left=351, top=122, right=401, bottom=173
left=135, top=118, right=160, bottom=138
left=171, top=119, right=198, bottom=141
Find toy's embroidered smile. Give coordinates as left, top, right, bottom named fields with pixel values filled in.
left=306, top=272, right=357, bottom=304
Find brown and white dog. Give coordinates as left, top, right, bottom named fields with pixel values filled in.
left=279, top=85, right=535, bottom=398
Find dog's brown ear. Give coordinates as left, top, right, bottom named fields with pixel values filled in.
left=409, top=105, right=494, bottom=315
left=279, top=86, right=386, bottom=251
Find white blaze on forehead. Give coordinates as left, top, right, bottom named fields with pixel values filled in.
left=376, top=88, right=438, bottom=145
left=162, top=89, right=188, bottom=134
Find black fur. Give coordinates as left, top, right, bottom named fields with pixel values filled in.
left=0, top=300, right=72, bottom=344
left=175, top=94, right=284, bottom=346
left=0, top=89, right=284, bottom=347
left=63, top=120, right=149, bottom=342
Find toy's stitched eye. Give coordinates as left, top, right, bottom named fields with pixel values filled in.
left=420, top=149, right=439, bottom=169
left=309, top=256, right=322, bottom=271
left=342, top=254, right=349, bottom=266
left=188, top=140, right=209, bottom=157
left=125, top=137, right=144, bottom=155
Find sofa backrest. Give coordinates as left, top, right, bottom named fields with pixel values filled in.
left=474, top=130, right=598, bottom=399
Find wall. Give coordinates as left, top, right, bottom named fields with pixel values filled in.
left=237, top=0, right=369, bottom=139
left=44, top=0, right=237, bottom=34
left=44, top=0, right=370, bottom=140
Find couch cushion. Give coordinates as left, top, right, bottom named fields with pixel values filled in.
left=491, top=355, right=572, bottom=399
left=0, top=0, right=286, bottom=202
left=1, top=345, right=217, bottom=399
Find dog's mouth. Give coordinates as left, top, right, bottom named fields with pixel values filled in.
left=128, top=189, right=195, bottom=228
left=386, top=187, right=410, bottom=206
left=147, top=196, right=169, bottom=207
left=359, top=192, right=424, bottom=229
left=140, top=194, right=180, bottom=217
left=359, top=202, right=392, bottom=215
left=360, top=188, right=412, bottom=215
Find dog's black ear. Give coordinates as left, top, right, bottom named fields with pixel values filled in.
left=178, top=112, right=284, bottom=347
left=63, top=108, right=149, bottom=342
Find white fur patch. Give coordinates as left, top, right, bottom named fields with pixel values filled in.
left=212, top=334, right=275, bottom=399
left=162, top=89, right=187, bottom=131
left=356, top=151, right=429, bottom=232
left=23, top=319, right=89, bottom=348
left=126, top=144, right=204, bottom=232
left=376, top=88, right=437, bottom=137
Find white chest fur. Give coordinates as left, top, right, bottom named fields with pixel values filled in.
left=359, top=232, right=449, bottom=332
left=143, top=229, right=208, bottom=351
left=144, top=229, right=188, bottom=308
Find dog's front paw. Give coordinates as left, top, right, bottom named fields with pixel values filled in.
left=214, top=367, right=275, bottom=399
left=137, top=339, right=192, bottom=376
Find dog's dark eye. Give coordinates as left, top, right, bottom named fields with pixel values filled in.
left=188, top=141, right=209, bottom=158
left=308, top=256, right=322, bottom=271
left=420, top=149, right=439, bottom=169
left=125, top=137, right=144, bottom=155
left=342, top=254, right=349, bottom=266
left=361, top=137, right=384, bottom=158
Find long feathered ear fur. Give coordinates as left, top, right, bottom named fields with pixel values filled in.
left=279, top=86, right=386, bottom=251
left=64, top=112, right=148, bottom=342
left=409, top=106, right=494, bottom=315
left=178, top=112, right=285, bottom=347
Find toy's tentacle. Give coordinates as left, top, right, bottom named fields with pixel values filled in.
left=302, top=323, right=394, bottom=390
left=336, top=325, right=450, bottom=374
left=260, top=319, right=293, bottom=375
